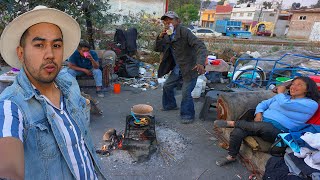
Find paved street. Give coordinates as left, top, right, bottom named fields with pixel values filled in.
left=83, top=84, right=251, bottom=180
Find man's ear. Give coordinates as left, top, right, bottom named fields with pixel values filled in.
left=16, top=46, right=24, bottom=63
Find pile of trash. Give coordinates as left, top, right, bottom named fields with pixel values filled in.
left=114, top=60, right=166, bottom=91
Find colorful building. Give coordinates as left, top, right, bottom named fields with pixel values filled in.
left=214, top=4, right=233, bottom=21
left=287, top=8, right=320, bottom=41
left=231, top=3, right=259, bottom=31
left=201, top=9, right=216, bottom=28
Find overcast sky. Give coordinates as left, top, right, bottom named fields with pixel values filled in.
left=228, top=0, right=318, bottom=8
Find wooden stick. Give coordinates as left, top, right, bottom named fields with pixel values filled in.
left=196, top=123, right=214, bottom=136
left=162, top=149, right=176, bottom=162
left=160, top=151, right=169, bottom=165
left=196, top=169, right=208, bottom=180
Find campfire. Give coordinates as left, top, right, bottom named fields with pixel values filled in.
left=97, top=114, right=157, bottom=163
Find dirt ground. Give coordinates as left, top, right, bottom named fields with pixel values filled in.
left=83, top=83, right=251, bottom=180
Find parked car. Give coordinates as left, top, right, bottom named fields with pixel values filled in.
left=256, top=31, right=272, bottom=36
left=191, top=28, right=222, bottom=37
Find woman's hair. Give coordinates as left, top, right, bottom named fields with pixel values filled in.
left=289, top=76, right=320, bottom=102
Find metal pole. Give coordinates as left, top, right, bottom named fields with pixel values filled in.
left=199, top=1, right=203, bottom=27
left=257, top=7, right=263, bottom=22
left=271, top=0, right=282, bottom=37
left=165, top=0, right=169, bottom=12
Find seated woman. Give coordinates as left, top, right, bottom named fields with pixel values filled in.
left=214, top=76, right=320, bottom=166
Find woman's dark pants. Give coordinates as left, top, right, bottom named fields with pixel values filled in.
left=228, top=121, right=282, bottom=157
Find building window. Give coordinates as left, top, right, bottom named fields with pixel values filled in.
left=237, top=13, right=240, bottom=16
left=232, top=12, right=236, bottom=16
left=240, top=12, right=244, bottom=17
left=269, top=13, right=275, bottom=16
left=208, top=14, right=210, bottom=20
left=247, top=12, right=252, bottom=17
left=299, top=16, right=306, bottom=20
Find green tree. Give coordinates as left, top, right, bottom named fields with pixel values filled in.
left=168, top=0, right=200, bottom=12
left=263, top=1, right=272, bottom=9
left=176, top=4, right=200, bottom=25
left=118, top=11, right=163, bottom=51
left=0, top=0, right=119, bottom=49
left=291, top=2, right=301, bottom=9
left=237, top=0, right=256, bottom=4
left=201, top=0, right=211, bottom=9
left=217, top=0, right=226, bottom=5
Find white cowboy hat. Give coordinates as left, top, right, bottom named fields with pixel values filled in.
left=0, top=5, right=81, bottom=68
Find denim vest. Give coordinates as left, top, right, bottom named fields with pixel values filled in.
left=0, top=69, right=105, bottom=180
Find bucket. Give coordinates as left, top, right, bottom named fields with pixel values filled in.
left=113, top=83, right=121, bottom=94
left=276, top=77, right=291, bottom=84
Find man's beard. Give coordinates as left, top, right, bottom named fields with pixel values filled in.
left=23, top=55, right=61, bottom=84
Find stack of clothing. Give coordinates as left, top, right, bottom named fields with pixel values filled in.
left=264, top=125, right=320, bottom=180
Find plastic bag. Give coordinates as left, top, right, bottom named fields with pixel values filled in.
left=118, top=55, right=140, bottom=78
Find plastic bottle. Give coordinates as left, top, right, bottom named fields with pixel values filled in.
left=166, top=23, right=174, bottom=35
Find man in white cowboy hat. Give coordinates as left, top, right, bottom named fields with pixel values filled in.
left=0, top=6, right=105, bottom=180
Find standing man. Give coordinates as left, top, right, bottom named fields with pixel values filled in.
left=155, top=11, right=207, bottom=124
left=0, top=6, right=105, bottom=179
left=67, top=41, right=105, bottom=98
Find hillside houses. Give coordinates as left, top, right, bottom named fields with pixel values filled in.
left=287, top=8, right=320, bottom=41
left=197, top=1, right=319, bottom=41
left=107, top=0, right=165, bottom=20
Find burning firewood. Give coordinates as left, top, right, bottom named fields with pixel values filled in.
left=97, top=129, right=124, bottom=157
left=103, top=128, right=116, bottom=141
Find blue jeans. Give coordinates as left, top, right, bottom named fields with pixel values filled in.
left=162, top=72, right=197, bottom=119
left=67, top=68, right=103, bottom=87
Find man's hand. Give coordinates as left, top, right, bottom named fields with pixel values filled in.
left=159, top=28, right=168, bottom=38
left=254, top=112, right=262, bottom=122
left=86, top=53, right=93, bottom=60
left=192, top=64, right=206, bottom=75
left=83, top=69, right=92, bottom=76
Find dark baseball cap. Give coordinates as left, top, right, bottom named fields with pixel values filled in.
left=161, top=11, right=180, bottom=20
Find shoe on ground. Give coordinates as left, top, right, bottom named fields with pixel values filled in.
left=180, top=117, right=194, bottom=124
left=216, top=157, right=237, bottom=167
left=96, top=91, right=104, bottom=98
left=160, top=107, right=179, bottom=111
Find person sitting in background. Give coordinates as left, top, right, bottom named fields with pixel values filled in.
left=67, top=41, right=105, bottom=97
left=214, top=76, right=319, bottom=166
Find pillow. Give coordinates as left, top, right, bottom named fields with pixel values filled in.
left=307, top=104, right=320, bottom=125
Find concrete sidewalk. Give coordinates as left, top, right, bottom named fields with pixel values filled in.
left=83, top=85, right=251, bottom=180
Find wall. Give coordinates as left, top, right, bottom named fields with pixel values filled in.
left=231, top=4, right=257, bottom=21
left=258, top=10, right=277, bottom=22
left=214, top=13, right=231, bottom=21
left=274, top=19, right=290, bottom=37
left=287, top=12, right=320, bottom=40
left=107, top=0, right=165, bottom=23
left=201, top=9, right=216, bottom=28
left=309, top=22, right=320, bottom=41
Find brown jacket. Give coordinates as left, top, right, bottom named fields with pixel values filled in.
left=154, top=25, right=207, bottom=81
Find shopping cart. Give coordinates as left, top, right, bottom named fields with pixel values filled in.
left=229, top=53, right=320, bottom=91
